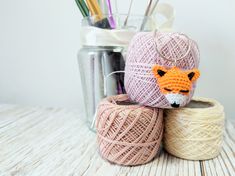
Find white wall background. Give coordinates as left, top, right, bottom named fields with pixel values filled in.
left=0, top=0, right=234, bottom=118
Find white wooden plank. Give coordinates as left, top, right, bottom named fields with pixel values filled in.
left=172, top=155, right=182, bottom=176
left=148, top=150, right=161, bottom=175
left=43, top=133, right=95, bottom=176
left=0, top=107, right=37, bottom=129
left=216, top=153, right=231, bottom=176
left=200, top=162, right=206, bottom=176
left=223, top=123, right=235, bottom=170
left=0, top=108, right=67, bottom=147
left=0, top=104, right=19, bottom=116
left=188, top=160, right=196, bottom=176
left=225, top=121, right=235, bottom=141
left=219, top=147, right=235, bottom=176
left=161, top=152, right=169, bottom=176
left=70, top=144, right=98, bottom=176
left=230, top=120, right=235, bottom=126
left=0, top=108, right=87, bottom=175
left=212, top=157, right=226, bottom=176
left=117, top=165, right=132, bottom=176
left=128, top=165, right=141, bottom=176
left=135, top=163, right=145, bottom=176
left=183, top=159, right=188, bottom=176
left=0, top=107, right=60, bottom=135
left=194, top=160, right=201, bottom=176
left=141, top=160, right=153, bottom=176
left=222, top=143, right=235, bottom=173
left=80, top=150, right=102, bottom=176
left=1, top=105, right=235, bottom=176
left=203, top=160, right=215, bottom=176
left=178, top=156, right=184, bottom=176
left=155, top=151, right=166, bottom=176
left=92, top=160, right=120, bottom=176
left=165, top=154, right=174, bottom=176
left=34, top=127, right=94, bottom=176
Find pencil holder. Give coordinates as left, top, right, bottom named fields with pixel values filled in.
left=124, top=32, right=200, bottom=108
left=163, top=97, right=225, bottom=160
left=77, top=3, right=175, bottom=130
left=78, top=15, right=156, bottom=131
left=96, top=94, right=163, bottom=166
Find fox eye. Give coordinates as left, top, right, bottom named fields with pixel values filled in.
left=180, top=90, right=189, bottom=93
left=188, top=72, right=195, bottom=81
left=164, top=88, right=172, bottom=91
left=157, top=69, right=166, bottom=77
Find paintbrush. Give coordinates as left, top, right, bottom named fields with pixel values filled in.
left=98, top=0, right=116, bottom=29
left=86, top=0, right=103, bottom=20
left=75, top=0, right=89, bottom=17
left=106, top=0, right=116, bottom=28
left=140, top=0, right=153, bottom=31
left=149, top=0, right=160, bottom=16
left=79, top=0, right=89, bottom=16
left=123, top=0, right=134, bottom=26
left=86, top=0, right=112, bottom=29
left=98, top=0, right=108, bottom=14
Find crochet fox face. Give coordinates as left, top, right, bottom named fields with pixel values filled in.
left=152, top=65, right=200, bottom=108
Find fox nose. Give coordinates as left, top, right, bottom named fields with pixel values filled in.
left=171, top=102, right=180, bottom=108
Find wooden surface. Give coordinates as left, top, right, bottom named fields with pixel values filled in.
left=0, top=104, right=234, bottom=176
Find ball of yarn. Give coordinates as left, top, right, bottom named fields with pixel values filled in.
left=163, top=97, right=225, bottom=160
left=124, top=32, right=200, bottom=108
left=96, top=94, right=163, bottom=166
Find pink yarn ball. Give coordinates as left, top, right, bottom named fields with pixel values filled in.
left=96, top=94, right=163, bottom=166
left=124, top=32, right=200, bottom=108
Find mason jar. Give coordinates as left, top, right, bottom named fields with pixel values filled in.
left=78, top=15, right=157, bottom=131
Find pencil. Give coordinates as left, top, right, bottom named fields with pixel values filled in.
left=140, top=0, right=153, bottom=31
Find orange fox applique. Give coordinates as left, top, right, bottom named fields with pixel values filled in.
left=152, top=65, right=200, bottom=108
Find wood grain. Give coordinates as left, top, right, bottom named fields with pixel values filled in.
left=0, top=104, right=234, bottom=176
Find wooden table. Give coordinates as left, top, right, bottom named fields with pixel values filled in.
left=0, top=104, right=234, bottom=176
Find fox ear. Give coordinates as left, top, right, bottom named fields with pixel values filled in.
left=152, top=65, right=168, bottom=78
left=187, top=69, right=200, bottom=82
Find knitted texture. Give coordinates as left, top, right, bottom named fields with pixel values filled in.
left=96, top=94, right=163, bottom=166
left=124, top=32, right=200, bottom=108
left=163, top=97, right=225, bottom=160
left=152, top=65, right=200, bottom=108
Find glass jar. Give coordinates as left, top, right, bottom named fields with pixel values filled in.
left=78, top=15, right=155, bottom=131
